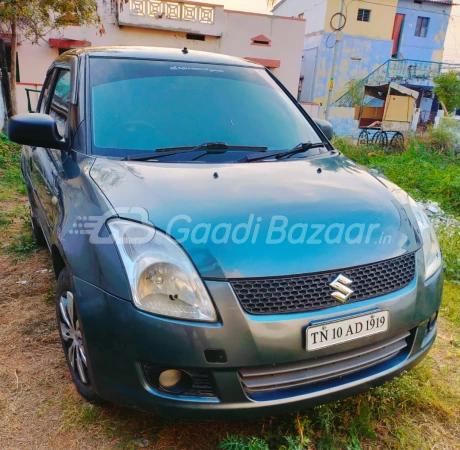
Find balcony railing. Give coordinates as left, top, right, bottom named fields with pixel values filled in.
left=334, top=59, right=460, bottom=107
left=119, top=0, right=224, bottom=36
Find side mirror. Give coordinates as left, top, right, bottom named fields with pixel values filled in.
left=314, top=118, right=334, bottom=141
left=7, top=113, right=68, bottom=151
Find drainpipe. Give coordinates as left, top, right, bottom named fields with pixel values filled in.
left=325, top=0, right=345, bottom=120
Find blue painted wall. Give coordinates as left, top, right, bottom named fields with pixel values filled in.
left=325, top=107, right=360, bottom=138
left=308, top=33, right=393, bottom=104
left=397, top=0, right=451, bottom=62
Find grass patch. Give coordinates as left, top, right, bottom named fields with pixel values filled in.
left=437, top=225, right=460, bottom=282
left=0, top=133, right=23, bottom=198
left=440, top=281, right=460, bottom=326
left=44, top=285, right=56, bottom=305
left=58, top=396, right=106, bottom=433
left=0, top=213, right=13, bottom=227
left=335, top=137, right=460, bottom=217
left=5, top=231, right=39, bottom=257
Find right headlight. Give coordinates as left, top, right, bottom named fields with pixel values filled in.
left=108, top=219, right=217, bottom=322
left=393, top=190, right=442, bottom=280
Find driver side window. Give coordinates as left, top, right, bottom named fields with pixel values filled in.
left=39, top=70, right=55, bottom=114
left=48, top=69, right=71, bottom=138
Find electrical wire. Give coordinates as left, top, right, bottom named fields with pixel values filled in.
left=326, top=0, right=347, bottom=49
left=325, top=32, right=337, bottom=48
left=330, top=11, right=347, bottom=31
left=359, top=0, right=456, bottom=17
left=303, top=0, right=328, bottom=14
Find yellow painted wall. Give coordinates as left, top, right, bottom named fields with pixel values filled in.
left=324, top=0, right=398, bottom=39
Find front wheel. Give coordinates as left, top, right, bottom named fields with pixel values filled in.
left=56, top=268, right=104, bottom=403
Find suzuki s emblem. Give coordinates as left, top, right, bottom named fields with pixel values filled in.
left=329, top=274, right=354, bottom=303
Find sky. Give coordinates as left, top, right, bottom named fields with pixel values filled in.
left=204, top=0, right=270, bottom=13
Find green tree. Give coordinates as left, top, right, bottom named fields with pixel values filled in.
left=0, top=0, right=99, bottom=116
left=433, top=70, right=460, bottom=115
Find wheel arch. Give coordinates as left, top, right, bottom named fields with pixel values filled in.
left=51, top=244, right=67, bottom=279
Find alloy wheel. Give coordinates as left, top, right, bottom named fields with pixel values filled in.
left=58, top=291, right=89, bottom=384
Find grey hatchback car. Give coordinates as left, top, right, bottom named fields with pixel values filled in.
left=8, top=47, right=442, bottom=419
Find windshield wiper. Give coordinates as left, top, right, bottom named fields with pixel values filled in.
left=237, top=141, right=331, bottom=163
left=122, top=142, right=268, bottom=161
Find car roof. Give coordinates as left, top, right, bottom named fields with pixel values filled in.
left=60, top=46, right=262, bottom=68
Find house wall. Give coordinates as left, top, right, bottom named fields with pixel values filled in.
left=220, top=10, right=305, bottom=94
left=397, top=0, right=452, bottom=62
left=275, top=0, right=396, bottom=104
left=300, top=33, right=322, bottom=101
left=444, top=4, right=460, bottom=63
left=324, top=0, right=398, bottom=39
left=15, top=0, right=305, bottom=114
left=311, top=34, right=393, bottom=104
left=320, top=106, right=358, bottom=137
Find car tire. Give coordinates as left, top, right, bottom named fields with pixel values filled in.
left=55, top=268, right=104, bottom=404
left=29, top=205, right=47, bottom=247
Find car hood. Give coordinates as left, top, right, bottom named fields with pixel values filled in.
left=90, top=154, right=420, bottom=279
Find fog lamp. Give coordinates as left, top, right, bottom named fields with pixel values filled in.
left=158, top=369, right=193, bottom=394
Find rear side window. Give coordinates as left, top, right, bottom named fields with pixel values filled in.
left=49, top=69, right=71, bottom=138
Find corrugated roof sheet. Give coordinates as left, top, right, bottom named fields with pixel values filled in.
left=423, top=0, right=454, bottom=4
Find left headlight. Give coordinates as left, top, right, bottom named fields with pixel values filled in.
left=108, top=219, right=217, bottom=322
left=394, top=191, right=442, bottom=280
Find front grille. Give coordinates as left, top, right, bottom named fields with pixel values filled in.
left=141, top=363, right=217, bottom=398
left=231, top=252, right=416, bottom=315
left=239, top=331, right=411, bottom=397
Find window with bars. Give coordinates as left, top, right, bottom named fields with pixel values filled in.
left=415, top=17, right=429, bottom=37
left=5, top=47, right=20, bottom=82
left=357, top=9, right=371, bottom=22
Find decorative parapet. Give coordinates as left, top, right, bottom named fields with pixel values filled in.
left=119, top=0, right=224, bottom=36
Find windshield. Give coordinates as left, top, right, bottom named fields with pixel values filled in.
left=89, top=58, right=322, bottom=160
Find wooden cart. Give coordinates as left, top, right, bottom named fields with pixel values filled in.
left=355, top=82, right=419, bottom=148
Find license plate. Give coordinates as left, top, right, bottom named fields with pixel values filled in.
left=306, top=310, right=389, bottom=351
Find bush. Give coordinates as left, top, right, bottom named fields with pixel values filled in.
left=433, top=70, right=460, bottom=114
left=421, top=120, right=460, bottom=154
left=436, top=225, right=460, bottom=282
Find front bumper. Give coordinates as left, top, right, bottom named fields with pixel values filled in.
left=73, top=258, right=443, bottom=419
